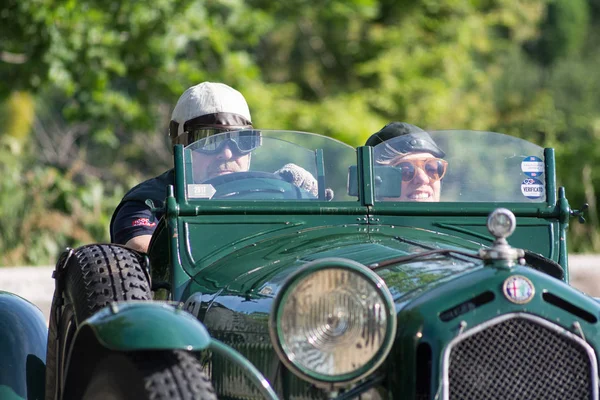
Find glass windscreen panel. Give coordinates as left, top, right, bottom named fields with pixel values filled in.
left=372, top=130, right=547, bottom=203
left=184, top=130, right=357, bottom=201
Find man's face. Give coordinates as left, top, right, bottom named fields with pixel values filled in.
left=390, top=152, right=443, bottom=202
left=192, top=143, right=251, bottom=182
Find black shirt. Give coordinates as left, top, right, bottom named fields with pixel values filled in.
left=110, top=169, right=174, bottom=245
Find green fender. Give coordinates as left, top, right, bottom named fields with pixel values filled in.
left=77, top=301, right=211, bottom=351
left=62, top=301, right=210, bottom=399
left=0, top=292, right=47, bottom=400
left=70, top=301, right=280, bottom=399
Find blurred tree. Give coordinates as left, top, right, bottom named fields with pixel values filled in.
left=492, top=0, right=600, bottom=252
left=2, top=0, right=600, bottom=263
left=0, top=0, right=50, bottom=96
left=0, top=91, right=35, bottom=154
left=525, top=0, right=590, bottom=66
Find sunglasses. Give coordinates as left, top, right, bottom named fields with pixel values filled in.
left=393, top=158, right=448, bottom=183
left=183, top=128, right=262, bottom=155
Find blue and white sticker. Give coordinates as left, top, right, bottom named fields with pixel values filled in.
left=521, top=156, right=544, bottom=177
left=503, top=275, right=535, bottom=304
left=521, top=178, right=544, bottom=199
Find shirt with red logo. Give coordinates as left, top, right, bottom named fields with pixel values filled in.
left=110, top=170, right=172, bottom=245
left=132, top=218, right=157, bottom=228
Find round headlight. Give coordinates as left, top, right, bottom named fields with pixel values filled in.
left=269, top=258, right=396, bottom=387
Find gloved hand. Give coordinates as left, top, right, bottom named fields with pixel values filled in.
left=275, top=163, right=334, bottom=200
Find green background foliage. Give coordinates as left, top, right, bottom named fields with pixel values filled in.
left=1, top=0, right=599, bottom=265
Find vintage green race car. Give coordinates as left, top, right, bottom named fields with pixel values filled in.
left=1, top=129, right=596, bottom=399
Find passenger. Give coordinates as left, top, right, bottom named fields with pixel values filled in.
left=110, top=82, right=256, bottom=252
left=365, top=122, right=447, bottom=202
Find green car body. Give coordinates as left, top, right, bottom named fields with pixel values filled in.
left=1, top=129, right=596, bottom=399
left=147, top=130, right=593, bottom=399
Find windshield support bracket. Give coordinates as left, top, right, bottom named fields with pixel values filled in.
left=357, top=146, right=375, bottom=207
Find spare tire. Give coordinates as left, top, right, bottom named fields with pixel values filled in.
left=46, top=244, right=152, bottom=400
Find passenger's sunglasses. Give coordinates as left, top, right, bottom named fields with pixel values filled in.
left=186, top=128, right=262, bottom=155
left=393, top=158, right=448, bottom=183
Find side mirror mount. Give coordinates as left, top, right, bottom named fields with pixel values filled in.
left=347, top=165, right=403, bottom=198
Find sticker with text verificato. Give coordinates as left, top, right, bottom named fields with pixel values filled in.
left=521, top=178, right=544, bottom=199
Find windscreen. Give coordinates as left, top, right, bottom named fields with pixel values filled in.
left=183, top=130, right=357, bottom=201
left=372, top=130, right=547, bottom=203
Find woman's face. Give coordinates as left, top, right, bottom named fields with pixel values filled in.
left=389, top=152, right=444, bottom=202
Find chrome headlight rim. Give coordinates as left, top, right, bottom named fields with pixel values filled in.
left=268, top=257, right=397, bottom=387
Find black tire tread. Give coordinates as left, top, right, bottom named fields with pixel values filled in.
left=47, top=244, right=152, bottom=400
left=82, top=351, right=217, bottom=400
left=44, top=290, right=60, bottom=400
left=136, top=350, right=217, bottom=400
left=66, top=244, right=151, bottom=324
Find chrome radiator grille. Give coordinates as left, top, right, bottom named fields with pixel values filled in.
left=444, top=314, right=597, bottom=400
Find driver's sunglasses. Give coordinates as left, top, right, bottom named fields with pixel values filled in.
left=392, top=158, right=448, bottom=183
left=183, top=127, right=261, bottom=155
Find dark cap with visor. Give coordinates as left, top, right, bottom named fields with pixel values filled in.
left=366, top=122, right=445, bottom=158
left=169, top=82, right=253, bottom=146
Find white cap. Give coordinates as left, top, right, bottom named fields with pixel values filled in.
left=170, top=82, right=252, bottom=137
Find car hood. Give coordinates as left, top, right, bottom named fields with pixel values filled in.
left=190, top=224, right=485, bottom=312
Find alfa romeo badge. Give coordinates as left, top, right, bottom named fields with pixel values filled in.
left=503, top=275, right=535, bottom=304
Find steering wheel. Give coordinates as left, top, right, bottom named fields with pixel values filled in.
left=202, top=172, right=315, bottom=200
left=203, top=171, right=284, bottom=186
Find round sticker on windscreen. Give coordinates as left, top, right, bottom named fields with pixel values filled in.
left=521, top=178, right=544, bottom=199
left=521, top=156, right=544, bottom=177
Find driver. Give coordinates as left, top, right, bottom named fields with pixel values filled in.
left=188, top=130, right=260, bottom=183
left=111, top=82, right=321, bottom=253
left=365, top=122, right=447, bottom=202
left=110, top=82, right=257, bottom=252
